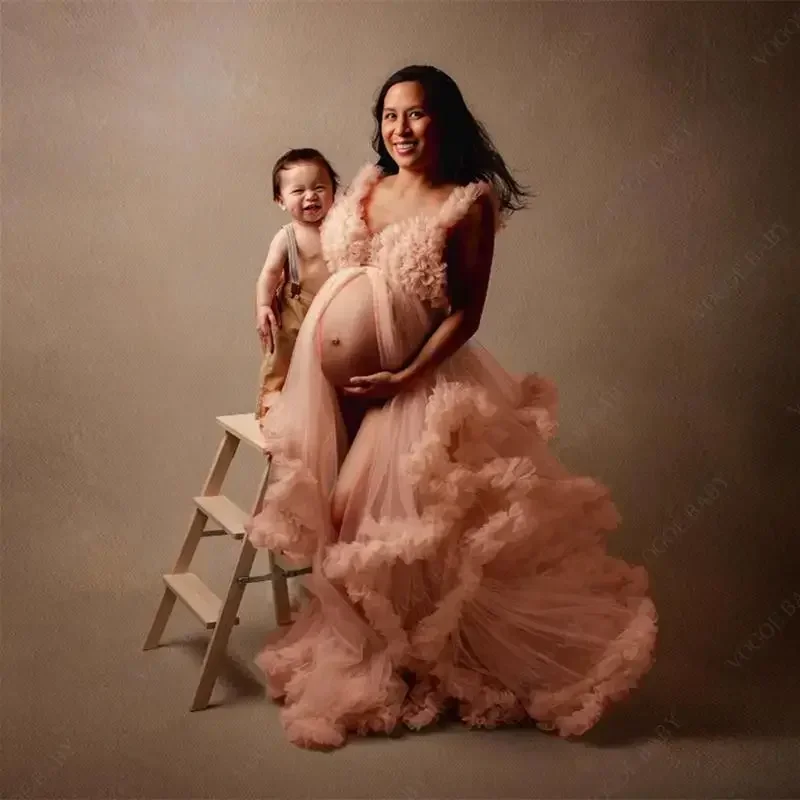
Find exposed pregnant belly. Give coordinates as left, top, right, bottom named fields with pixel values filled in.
left=318, top=272, right=383, bottom=387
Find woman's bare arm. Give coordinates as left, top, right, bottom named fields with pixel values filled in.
left=398, top=192, right=496, bottom=383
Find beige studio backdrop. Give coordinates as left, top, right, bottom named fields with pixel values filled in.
left=2, top=2, right=799, bottom=798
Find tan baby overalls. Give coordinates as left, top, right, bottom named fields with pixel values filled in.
left=255, top=224, right=320, bottom=421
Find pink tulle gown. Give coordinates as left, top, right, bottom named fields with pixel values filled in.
left=245, top=162, right=658, bottom=749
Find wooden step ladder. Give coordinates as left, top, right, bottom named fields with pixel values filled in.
left=142, top=413, right=311, bottom=711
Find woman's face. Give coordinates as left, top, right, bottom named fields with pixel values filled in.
left=381, top=81, right=439, bottom=174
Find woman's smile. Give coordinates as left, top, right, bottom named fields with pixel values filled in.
left=394, top=141, right=417, bottom=155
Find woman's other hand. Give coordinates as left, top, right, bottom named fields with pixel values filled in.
left=341, top=370, right=413, bottom=399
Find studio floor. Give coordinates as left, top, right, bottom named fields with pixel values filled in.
left=3, top=532, right=798, bottom=799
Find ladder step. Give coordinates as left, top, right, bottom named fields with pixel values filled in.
left=194, top=495, right=247, bottom=539
left=163, top=572, right=240, bottom=629
left=216, top=414, right=266, bottom=452
left=194, top=495, right=313, bottom=572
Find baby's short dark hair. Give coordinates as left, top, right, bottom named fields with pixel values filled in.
left=271, top=148, right=340, bottom=202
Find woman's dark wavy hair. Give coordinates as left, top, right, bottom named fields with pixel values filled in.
left=371, top=65, right=534, bottom=217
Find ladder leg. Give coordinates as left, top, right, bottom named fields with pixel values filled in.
left=177, top=430, right=240, bottom=570
left=269, top=552, right=292, bottom=627
left=199, top=430, right=241, bottom=495
left=143, top=431, right=240, bottom=650
left=192, top=452, right=293, bottom=708
left=191, top=536, right=259, bottom=711
left=249, top=456, right=290, bottom=626
left=143, top=589, right=178, bottom=651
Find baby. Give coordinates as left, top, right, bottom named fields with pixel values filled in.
left=254, top=148, right=339, bottom=420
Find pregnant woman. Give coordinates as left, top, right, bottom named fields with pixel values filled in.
left=246, top=64, right=658, bottom=750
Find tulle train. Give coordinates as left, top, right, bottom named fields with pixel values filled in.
left=246, top=333, right=657, bottom=748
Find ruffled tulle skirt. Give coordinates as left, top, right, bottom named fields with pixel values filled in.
left=245, top=281, right=657, bottom=748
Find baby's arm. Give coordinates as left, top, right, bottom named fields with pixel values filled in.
left=255, top=229, right=289, bottom=351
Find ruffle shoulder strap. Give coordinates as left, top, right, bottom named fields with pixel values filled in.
left=435, top=179, right=504, bottom=233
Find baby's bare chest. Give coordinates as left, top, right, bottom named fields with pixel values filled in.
left=292, top=230, right=328, bottom=287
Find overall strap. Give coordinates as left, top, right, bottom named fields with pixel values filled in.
left=283, top=223, right=301, bottom=297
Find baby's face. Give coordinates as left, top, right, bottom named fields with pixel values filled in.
left=277, top=162, right=334, bottom=224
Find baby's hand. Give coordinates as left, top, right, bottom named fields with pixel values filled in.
left=257, top=305, right=280, bottom=354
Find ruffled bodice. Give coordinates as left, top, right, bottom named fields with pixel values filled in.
left=320, top=163, right=497, bottom=312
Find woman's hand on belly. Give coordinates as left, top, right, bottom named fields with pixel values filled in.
left=340, top=369, right=412, bottom=399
